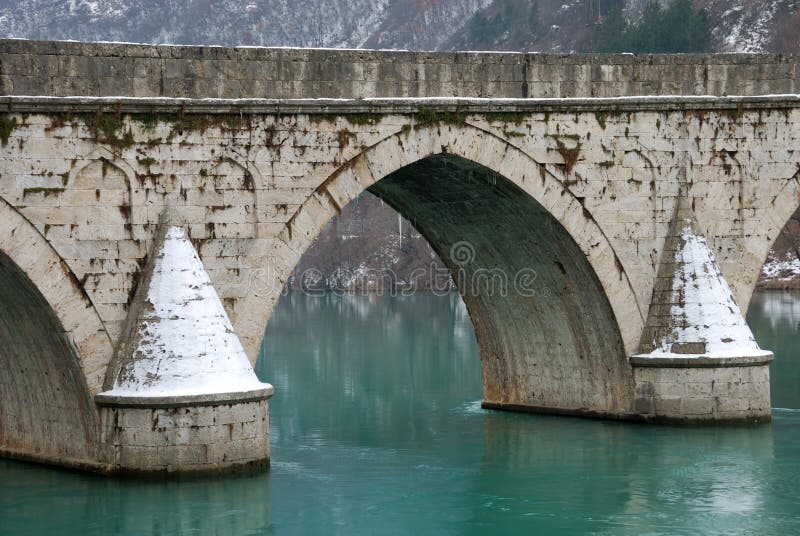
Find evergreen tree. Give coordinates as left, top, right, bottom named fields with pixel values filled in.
left=593, top=4, right=629, bottom=53
left=594, top=0, right=712, bottom=53
left=465, top=0, right=540, bottom=48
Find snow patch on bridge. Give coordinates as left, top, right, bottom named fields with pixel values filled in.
left=102, top=226, right=269, bottom=398
left=644, top=221, right=768, bottom=358
left=636, top=199, right=771, bottom=360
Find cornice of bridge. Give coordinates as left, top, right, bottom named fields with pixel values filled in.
left=2, top=95, right=800, bottom=115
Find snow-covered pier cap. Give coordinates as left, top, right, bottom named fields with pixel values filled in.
left=633, top=196, right=772, bottom=366
left=95, top=217, right=273, bottom=474
left=631, top=196, right=772, bottom=423
left=97, top=224, right=272, bottom=403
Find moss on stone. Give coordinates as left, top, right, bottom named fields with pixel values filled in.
left=484, top=112, right=526, bottom=125
left=166, top=113, right=246, bottom=140
left=132, top=113, right=160, bottom=131
left=554, top=137, right=582, bottom=173
left=69, top=111, right=136, bottom=149
left=344, top=114, right=381, bottom=126
left=503, top=129, right=525, bottom=138
left=23, top=187, right=65, bottom=197
left=595, top=111, right=608, bottom=130
left=0, top=115, right=17, bottom=147
left=413, top=107, right=466, bottom=126
left=311, top=113, right=381, bottom=126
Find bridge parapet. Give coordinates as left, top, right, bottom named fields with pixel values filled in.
left=0, top=39, right=798, bottom=99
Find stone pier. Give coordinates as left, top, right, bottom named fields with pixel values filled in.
left=631, top=196, right=773, bottom=422
left=94, top=218, right=273, bottom=474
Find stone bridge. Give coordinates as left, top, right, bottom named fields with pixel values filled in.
left=0, top=40, right=799, bottom=474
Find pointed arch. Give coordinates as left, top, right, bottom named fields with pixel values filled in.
left=0, top=197, right=114, bottom=393
left=67, top=146, right=136, bottom=239
left=198, top=152, right=262, bottom=239
left=67, top=146, right=137, bottom=189
left=236, top=123, right=643, bottom=386
left=745, top=166, right=800, bottom=309
left=216, top=151, right=266, bottom=191
left=0, top=197, right=114, bottom=463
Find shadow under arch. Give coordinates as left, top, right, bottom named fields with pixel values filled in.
left=0, top=198, right=112, bottom=465
left=746, top=203, right=800, bottom=409
left=370, top=153, right=631, bottom=414
left=751, top=205, right=800, bottom=293
left=252, top=124, right=641, bottom=416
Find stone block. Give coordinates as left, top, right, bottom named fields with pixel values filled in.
left=157, top=444, right=209, bottom=467
left=653, top=397, right=683, bottom=416
left=682, top=398, right=713, bottom=416
left=95, top=400, right=269, bottom=474
left=118, top=408, right=154, bottom=429
left=685, top=382, right=713, bottom=398
left=119, top=445, right=162, bottom=469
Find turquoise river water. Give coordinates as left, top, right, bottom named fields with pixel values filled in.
left=1, top=290, right=800, bottom=535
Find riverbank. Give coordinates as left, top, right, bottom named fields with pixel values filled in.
left=758, top=257, right=800, bottom=290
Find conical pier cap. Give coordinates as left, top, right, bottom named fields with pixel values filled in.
left=100, top=225, right=271, bottom=399
left=635, top=197, right=770, bottom=359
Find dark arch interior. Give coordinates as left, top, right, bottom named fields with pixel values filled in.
left=361, top=153, right=632, bottom=415
left=0, top=252, right=97, bottom=461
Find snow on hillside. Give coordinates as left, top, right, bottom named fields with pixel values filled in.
left=0, top=0, right=479, bottom=49
left=711, top=0, right=783, bottom=52
left=0, top=1, right=796, bottom=52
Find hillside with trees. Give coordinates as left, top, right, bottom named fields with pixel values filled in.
left=593, top=0, right=712, bottom=53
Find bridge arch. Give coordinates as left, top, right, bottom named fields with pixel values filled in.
left=204, top=154, right=262, bottom=238
left=67, top=146, right=138, bottom=187
left=245, top=123, right=643, bottom=416
left=0, top=198, right=113, bottom=463
left=737, top=165, right=800, bottom=310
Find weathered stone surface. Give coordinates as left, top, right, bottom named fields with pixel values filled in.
left=91, top=217, right=273, bottom=474
left=97, top=399, right=271, bottom=474
left=0, top=197, right=114, bottom=470
left=370, top=155, right=632, bottom=414
left=633, top=362, right=772, bottom=422
left=629, top=193, right=774, bottom=422
left=101, top=221, right=270, bottom=398
left=0, top=99, right=796, bottom=429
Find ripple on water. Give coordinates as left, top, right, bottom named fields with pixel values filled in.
left=772, top=407, right=800, bottom=415
left=269, top=460, right=333, bottom=482
left=450, top=399, right=486, bottom=416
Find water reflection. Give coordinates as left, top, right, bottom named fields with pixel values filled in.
left=747, top=290, right=800, bottom=408
left=257, top=292, right=482, bottom=451
left=1, top=290, right=800, bottom=535
left=461, top=414, right=775, bottom=534
left=0, top=463, right=272, bottom=534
